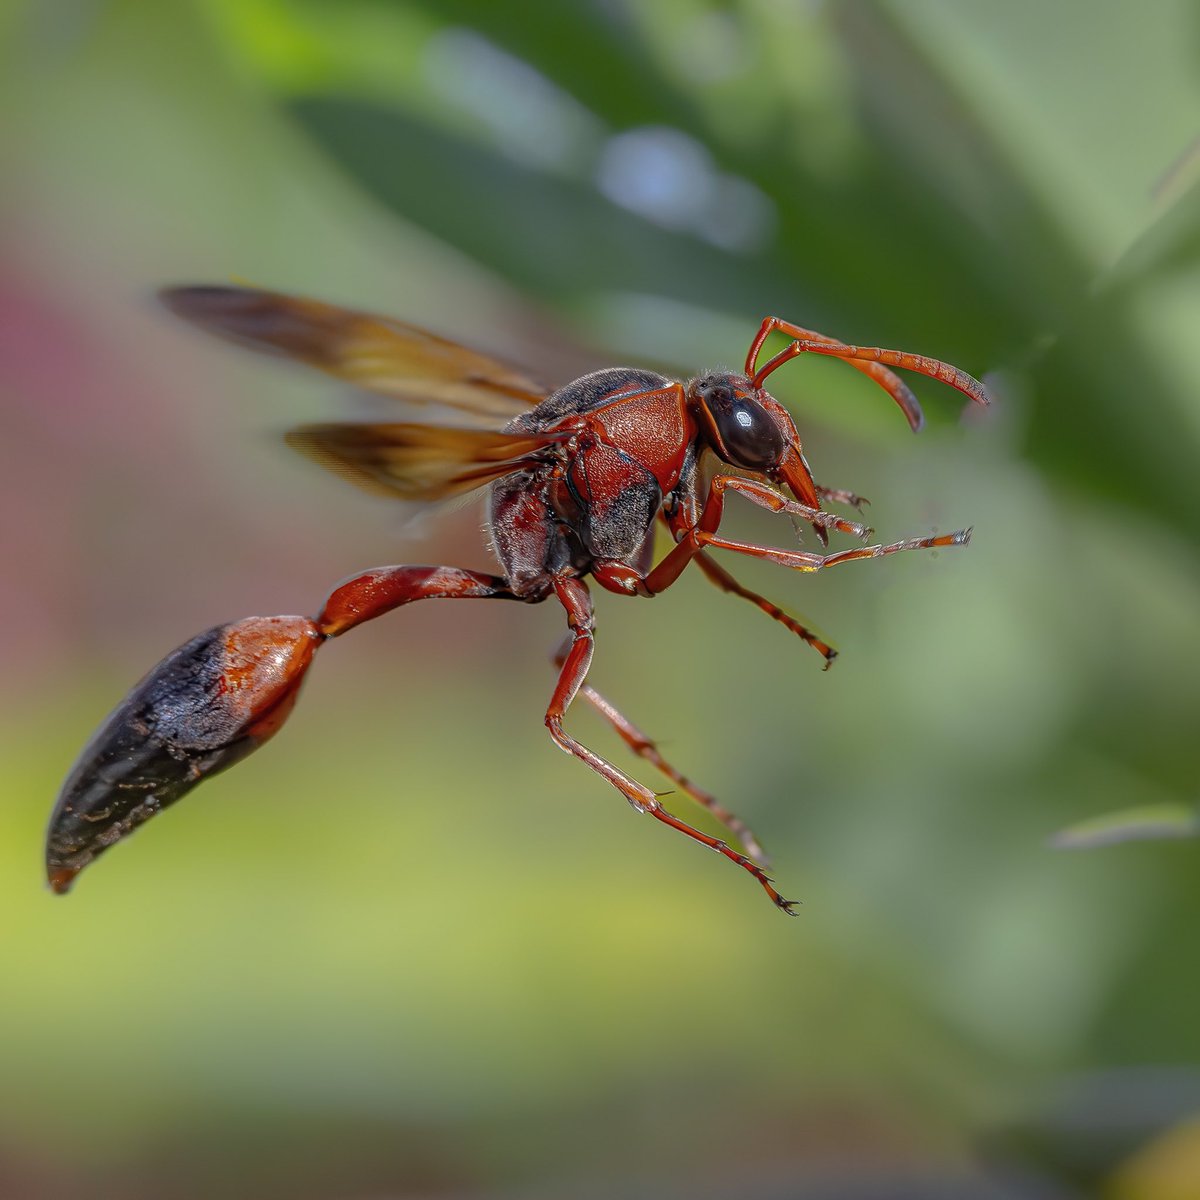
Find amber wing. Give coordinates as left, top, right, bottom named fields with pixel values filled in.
left=160, top=285, right=548, bottom=421
left=285, top=422, right=569, bottom=502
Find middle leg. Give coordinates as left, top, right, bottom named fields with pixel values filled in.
left=691, top=548, right=838, bottom=669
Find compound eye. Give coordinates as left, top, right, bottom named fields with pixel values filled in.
left=707, top=387, right=787, bottom=470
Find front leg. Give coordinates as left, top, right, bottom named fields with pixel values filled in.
left=647, top=473, right=970, bottom=594
left=698, top=527, right=972, bottom=572
left=817, top=484, right=869, bottom=512
left=715, top=476, right=872, bottom=540
left=646, top=472, right=852, bottom=595
left=46, top=566, right=522, bottom=892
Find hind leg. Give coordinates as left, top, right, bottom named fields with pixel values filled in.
left=545, top=576, right=796, bottom=913
left=551, top=633, right=770, bottom=864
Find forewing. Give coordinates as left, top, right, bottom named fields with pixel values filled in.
left=285, top=422, right=563, bottom=502
left=161, top=285, right=547, bottom=421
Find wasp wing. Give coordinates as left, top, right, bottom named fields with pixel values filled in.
left=161, top=285, right=547, bottom=421
left=285, top=422, right=564, bottom=502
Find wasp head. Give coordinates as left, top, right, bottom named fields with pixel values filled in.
left=689, top=372, right=819, bottom=509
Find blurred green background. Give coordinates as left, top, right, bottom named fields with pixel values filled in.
left=4, top=1, right=1200, bottom=1197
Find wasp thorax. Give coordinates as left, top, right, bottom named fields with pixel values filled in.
left=693, top=374, right=788, bottom=471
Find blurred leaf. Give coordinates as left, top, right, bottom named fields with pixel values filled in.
left=1106, top=175, right=1200, bottom=289
left=1051, top=804, right=1200, bottom=850
left=395, top=0, right=705, bottom=135
left=840, top=2, right=1200, bottom=543
left=289, top=95, right=760, bottom=309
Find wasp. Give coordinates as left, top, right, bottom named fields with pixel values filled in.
left=46, top=287, right=989, bottom=911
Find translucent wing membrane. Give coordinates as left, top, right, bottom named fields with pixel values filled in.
left=160, top=285, right=547, bottom=421
left=285, top=422, right=565, bottom=501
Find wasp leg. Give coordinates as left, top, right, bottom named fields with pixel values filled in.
left=691, top=549, right=838, bottom=669
left=715, top=476, right=872, bottom=539
left=547, top=577, right=794, bottom=912
left=657, top=500, right=839, bottom=665
left=695, top=528, right=972, bottom=573
left=648, top=805, right=798, bottom=915
left=550, top=633, right=771, bottom=865
left=545, top=578, right=657, bottom=811
left=816, top=485, right=869, bottom=512
left=648, top=471, right=971, bottom=593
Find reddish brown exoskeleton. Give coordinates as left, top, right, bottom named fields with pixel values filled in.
left=46, top=287, right=989, bottom=911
